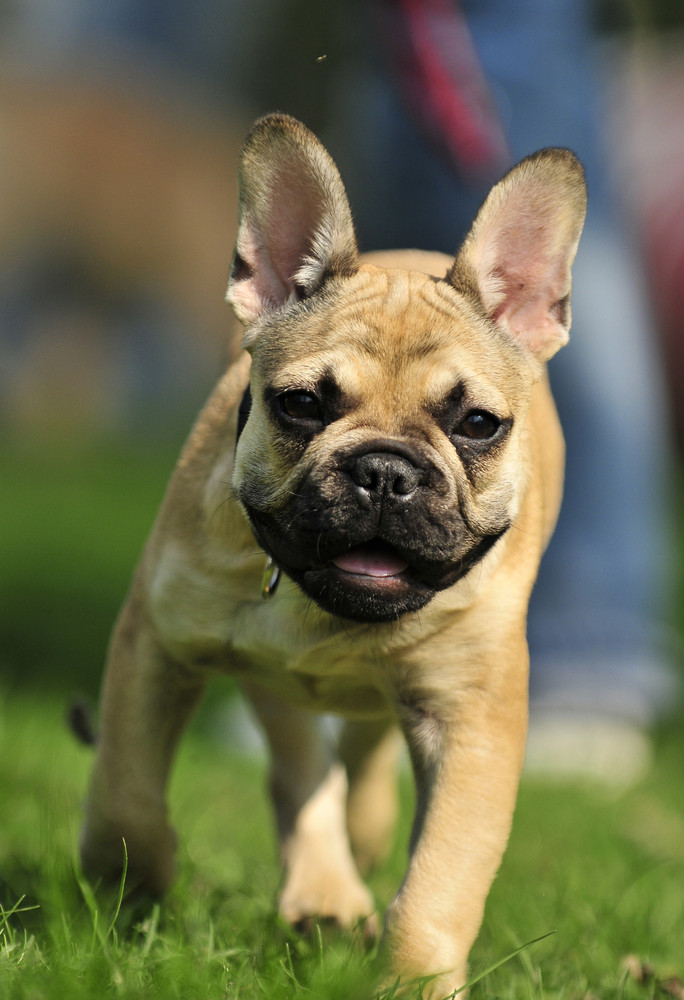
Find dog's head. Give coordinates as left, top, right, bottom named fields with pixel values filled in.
left=227, top=114, right=586, bottom=623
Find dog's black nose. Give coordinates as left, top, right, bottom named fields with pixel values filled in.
left=349, top=452, right=422, bottom=502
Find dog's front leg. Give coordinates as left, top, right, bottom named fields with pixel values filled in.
left=339, top=717, right=403, bottom=875
left=80, top=592, right=206, bottom=897
left=243, top=683, right=378, bottom=936
left=385, top=642, right=529, bottom=998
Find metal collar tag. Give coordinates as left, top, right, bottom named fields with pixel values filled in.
left=261, top=557, right=281, bottom=599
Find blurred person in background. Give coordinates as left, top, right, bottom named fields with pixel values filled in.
left=2, top=0, right=679, bottom=783
left=327, top=0, right=681, bottom=785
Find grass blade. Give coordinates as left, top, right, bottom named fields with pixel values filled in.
left=106, top=838, right=129, bottom=939
left=450, top=930, right=557, bottom=996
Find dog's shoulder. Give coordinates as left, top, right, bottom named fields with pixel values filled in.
left=140, top=350, right=254, bottom=597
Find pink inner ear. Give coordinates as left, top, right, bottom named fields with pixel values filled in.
left=493, top=288, right=567, bottom=358
left=476, top=205, right=573, bottom=359
left=261, top=162, right=324, bottom=281
left=229, top=225, right=292, bottom=324
left=229, top=163, right=325, bottom=325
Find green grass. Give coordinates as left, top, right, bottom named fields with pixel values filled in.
left=1, top=439, right=683, bottom=998
left=1, top=690, right=682, bottom=999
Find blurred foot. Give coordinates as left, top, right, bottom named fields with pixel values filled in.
left=524, top=711, right=653, bottom=791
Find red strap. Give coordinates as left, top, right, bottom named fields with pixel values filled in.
left=374, top=0, right=510, bottom=179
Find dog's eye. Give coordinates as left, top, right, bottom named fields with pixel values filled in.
left=279, top=390, right=322, bottom=423
left=455, top=410, right=501, bottom=441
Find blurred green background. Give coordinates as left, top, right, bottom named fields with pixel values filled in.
left=1, top=0, right=684, bottom=703
left=1, top=439, right=183, bottom=698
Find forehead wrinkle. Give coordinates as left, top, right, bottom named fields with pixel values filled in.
left=337, top=273, right=475, bottom=378
left=264, top=266, right=530, bottom=412
left=335, top=331, right=524, bottom=425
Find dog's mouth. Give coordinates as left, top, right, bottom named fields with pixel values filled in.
left=245, top=505, right=507, bottom=622
left=297, top=536, right=436, bottom=622
left=331, top=540, right=409, bottom=580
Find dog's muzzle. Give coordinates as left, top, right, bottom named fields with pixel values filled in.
left=241, top=441, right=509, bottom=624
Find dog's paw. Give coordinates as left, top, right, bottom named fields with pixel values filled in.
left=79, top=809, right=177, bottom=900
left=279, top=869, right=379, bottom=940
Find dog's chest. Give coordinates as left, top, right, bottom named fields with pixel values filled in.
left=148, top=542, right=393, bottom=717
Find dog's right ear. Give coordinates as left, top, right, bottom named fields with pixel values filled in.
left=227, top=114, right=359, bottom=330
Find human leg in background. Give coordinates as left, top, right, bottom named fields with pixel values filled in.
left=331, top=0, right=680, bottom=786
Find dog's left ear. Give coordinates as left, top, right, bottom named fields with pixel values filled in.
left=227, top=114, right=359, bottom=330
left=451, top=149, right=587, bottom=361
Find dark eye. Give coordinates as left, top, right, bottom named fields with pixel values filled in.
left=455, top=410, right=501, bottom=441
left=279, top=390, right=322, bottom=423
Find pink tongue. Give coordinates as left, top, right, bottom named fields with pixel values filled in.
left=333, top=545, right=408, bottom=578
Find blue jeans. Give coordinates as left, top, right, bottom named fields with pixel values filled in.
left=328, top=0, right=679, bottom=723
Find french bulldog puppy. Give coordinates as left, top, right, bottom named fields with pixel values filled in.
left=80, top=114, right=586, bottom=998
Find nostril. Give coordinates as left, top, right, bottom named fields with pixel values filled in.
left=392, top=469, right=417, bottom=496
left=350, top=457, right=380, bottom=492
